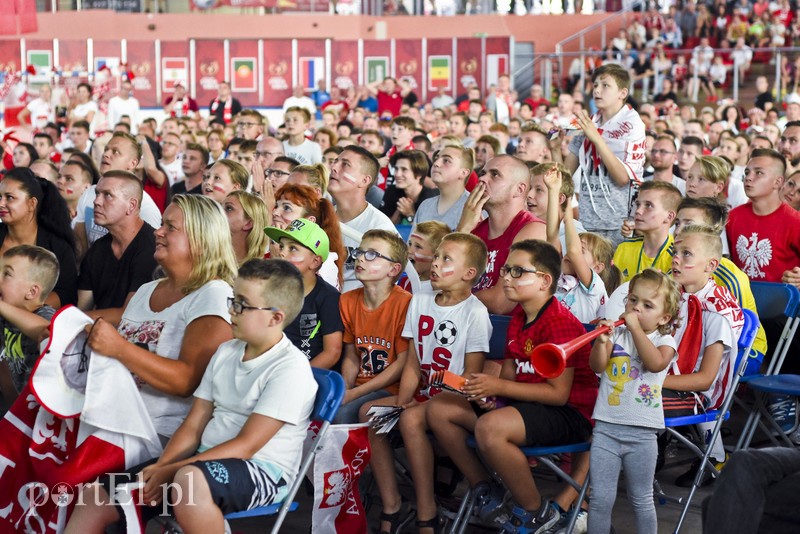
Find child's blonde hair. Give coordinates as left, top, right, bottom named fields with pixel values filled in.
left=413, top=221, right=450, bottom=251
left=675, top=224, right=723, bottom=261
left=531, top=162, right=574, bottom=211
left=579, top=232, right=621, bottom=295
left=439, top=232, right=488, bottom=284
left=291, top=164, right=330, bottom=195
left=694, top=156, right=730, bottom=186
left=3, top=245, right=59, bottom=299
left=629, top=268, right=681, bottom=335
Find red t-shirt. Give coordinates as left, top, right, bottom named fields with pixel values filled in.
left=377, top=90, right=403, bottom=117
left=144, top=178, right=168, bottom=214
left=727, top=202, right=800, bottom=282
left=505, top=299, right=599, bottom=422
left=472, top=210, right=542, bottom=291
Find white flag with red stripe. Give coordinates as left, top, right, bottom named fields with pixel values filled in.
left=305, top=423, right=371, bottom=533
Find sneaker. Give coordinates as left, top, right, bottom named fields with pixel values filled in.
left=553, top=509, right=588, bottom=534
left=768, top=394, right=797, bottom=433
left=500, top=501, right=560, bottom=534
left=474, top=481, right=508, bottom=524
left=674, top=454, right=727, bottom=488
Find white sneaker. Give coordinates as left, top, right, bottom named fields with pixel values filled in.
left=555, top=509, right=588, bottom=534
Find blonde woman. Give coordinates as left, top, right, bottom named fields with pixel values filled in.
left=224, top=190, right=270, bottom=264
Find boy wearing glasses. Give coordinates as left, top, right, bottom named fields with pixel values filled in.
left=336, top=229, right=411, bottom=424
left=431, top=240, right=598, bottom=533
left=76, top=259, right=317, bottom=532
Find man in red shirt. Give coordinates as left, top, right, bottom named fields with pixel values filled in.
left=163, top=83, right=200, bottom=120
left=727, top=148, right=800, bottom=283
left=457, top=155, right=547, bottom=314
left=368, top=77, right=404, bottom=118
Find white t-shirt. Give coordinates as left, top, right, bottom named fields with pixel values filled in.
left=592, top=328, right=677, bottom=429
left=117, top=279, right=233, bottom=436
left=282, top=139, right=322, bottom=165
left=73, top=100, right=99, bottom=132
left=160, top=157, right=185, bottom=187
left=319, top=251, right=341, bottom=292
left=340, top=204, right=399, bottom=293
left=401, top=292, right=491, bottom=399
left=106, top=96, right=140, bottom=133
left=194, top=336, right=317, bottom=482
left=74, top=185, right=163, bottom=245
left=26, top=98, right=54, bottom=129
left=727, top=179, right=749, bottom=209
left=604, top=281, right=630, bottom=321
left=556, top=271, right=607, bottom=324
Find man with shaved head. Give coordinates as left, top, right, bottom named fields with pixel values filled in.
left=457, top=154, right=547, bottom=314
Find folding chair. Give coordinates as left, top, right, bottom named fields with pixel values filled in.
left=165, top=368, right=345, bottom=534
left=447, top=320, right=594, bottom=534
left=735, top=283, right=800, bottom=451
left=656, top=309, right=759, bottom=534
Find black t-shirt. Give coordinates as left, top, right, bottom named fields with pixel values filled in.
left=77, top=222, right=158, bottom=309
left=171, top=180, right=203, bottom=196
left=755, top=91, right=774, bottom=111
left=0, top=226, right=77, bottom=306
left=380, top=185, right=439, bottom=225
left=285, top=276, right=344, bottom=366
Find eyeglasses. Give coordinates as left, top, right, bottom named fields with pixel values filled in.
left=237, top=122, right=260, bottom=129
left=266, top=169, right=291, bottom=178
left=651, top=149, right=674, bottom=155
left=161, top=141, right=179, bottom=148
left=499, top=265, right=543, bottom=278
left=352, top=248, right=399, bottom=263
left=227, top=297, right=279, bottom=316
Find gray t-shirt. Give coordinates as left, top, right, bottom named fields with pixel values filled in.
left=413, top=190, right=470, bottom=232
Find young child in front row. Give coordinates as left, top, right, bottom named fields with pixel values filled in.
left=67, top=259, right=317, bottom=532
left=400, top=220, right=451, bottom=295
left=666, top=225, right=744, bottom=486
left=0, top=245, right=58, bottom=407
left=265, top=218, right=344, bottom=370
left=369, top=233, right=491, bottom=533
left=428, top=240, right=599, bottom=533
left=543, top=165, right=620, bottom=323
left=588, top=269, right=681, bottom=534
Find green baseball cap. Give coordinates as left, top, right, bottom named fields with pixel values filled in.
left=264, top=218, right=330, bottom=262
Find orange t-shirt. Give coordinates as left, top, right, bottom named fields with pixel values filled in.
left=340, top=285, right=412, bottom=394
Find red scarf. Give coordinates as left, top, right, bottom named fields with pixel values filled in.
left=171, top=97, right=190, bottom=118
left=211, top=97, right=232, bottom=123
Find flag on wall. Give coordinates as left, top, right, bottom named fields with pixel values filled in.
left=299, top=57, right=324, bottom=90
left=162, top=57, right=188, bottom=92
left=486, top=54, right=509, bottom=87
left=231, top=57, right=257, bottom=92
left=428, top=56, right=451, bottom=91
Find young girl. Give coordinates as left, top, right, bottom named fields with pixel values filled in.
left=401, top=220, right=450, bottom=295
left=556, top=197, right=621, bottom=323
left=588, top=268, right=681, bottom=534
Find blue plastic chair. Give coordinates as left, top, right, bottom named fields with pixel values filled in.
left=223, top=368, right=346, bottom=533
left=396, top=224, right=413, bottom=242
left=735, top=283, right=800, bottom=451
left=659, top=309, right=759, bottom=533
left=488, top=314, right=512, bottom=360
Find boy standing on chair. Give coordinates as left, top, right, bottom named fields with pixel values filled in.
left=66, top=259, right=317, bottom=533
left=666, top=225, right=744, bottom=487
left=430, top=240, right=598, bottom=534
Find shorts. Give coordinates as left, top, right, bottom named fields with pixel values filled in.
left=333, top=388, right=392, bottom=424
left=508, top=402, right=593, bottom=447
left=100, top=457, right=287, bottom=526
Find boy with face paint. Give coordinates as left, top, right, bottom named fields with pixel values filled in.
left=265, top=218, right=343, bottom=371
left=400, top=220, right=450, bottom=295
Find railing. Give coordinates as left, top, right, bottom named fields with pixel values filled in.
left=530, top=46, right=796, bottom=107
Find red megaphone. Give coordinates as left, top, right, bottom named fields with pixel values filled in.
left=531, top=319, right=624, bottom=378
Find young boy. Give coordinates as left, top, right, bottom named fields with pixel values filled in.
left=613, top=180, right=682, bottom=282
left=400, top=220, right=451, bottom=295
left=557, top=63, right=647, bottom=247
left=68, top=259, right=317, bottom=532
left=0, top=245, right=58, bottom=406
left=378, top=116, right=416, bottom=189
left=282, top=106, right=322, bottom=165
left=371, top=233, right=492, bottom=533
left=530, top=161, right=584, bottom=253
left=265, top=218, right=344, bottom=370
left=337, top=229, right=411, bottom=424
left=667, top=225, right=744, bottom=486
left=429, top=240, right=599, bottom=532
left=413, top=146, right=473, bottom=231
